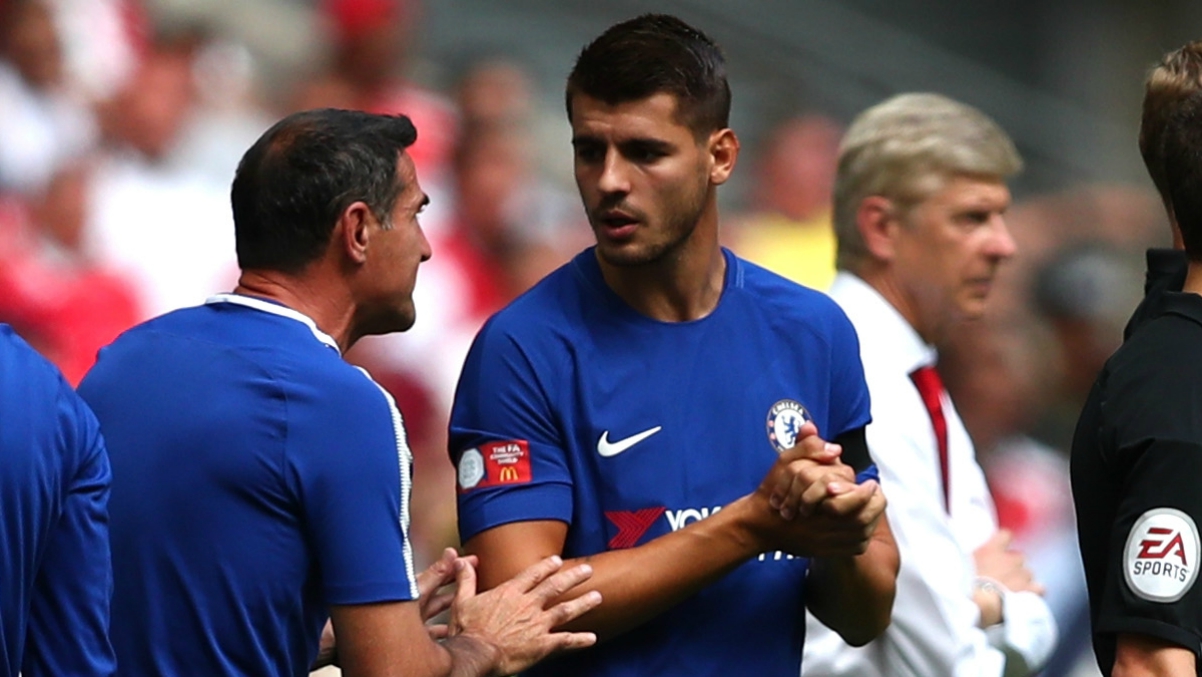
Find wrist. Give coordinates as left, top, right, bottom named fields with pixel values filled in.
left=973, top=576, right=1006, bottom=628
left=443, top=633, right=502, bottom=677
left=723, top=494, right=774, bottom=557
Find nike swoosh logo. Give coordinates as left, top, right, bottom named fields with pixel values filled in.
left=597, top=426, right=662, bottom=457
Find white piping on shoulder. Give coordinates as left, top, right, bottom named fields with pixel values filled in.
left=205, top=293, right=340, bottom=353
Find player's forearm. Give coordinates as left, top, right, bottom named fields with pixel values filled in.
left=1113, top=632, right=1196, bottom=677
left=555, top=495, right=765, bottom=639
left=805, top=516, right=898, bottom=646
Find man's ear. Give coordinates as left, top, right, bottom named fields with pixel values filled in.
left=338, top=201, right=373, bottom=264
left=857, top=196, right=900, bottom=262
left=709, top=128, right=739, bottom=186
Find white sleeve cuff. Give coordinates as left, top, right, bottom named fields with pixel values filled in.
left=985, top=589, right=1059, bottom=677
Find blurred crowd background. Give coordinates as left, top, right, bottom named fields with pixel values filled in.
left=3, top=0, right=1201, bottom=675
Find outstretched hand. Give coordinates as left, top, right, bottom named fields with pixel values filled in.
left=450, top=555, right=602, bottom=676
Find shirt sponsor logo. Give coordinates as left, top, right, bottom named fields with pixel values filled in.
left=604, top=507, right=666, bottom=549
left=605, top=504, right=799, bottom=562
left=456, top=440, right=532, bottom=492
left=1124, top=507, right=1200, bottom=602
left=766, top=399, right=813, bottom=453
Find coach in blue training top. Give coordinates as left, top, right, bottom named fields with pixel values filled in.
left=451, top=14, right=899, bottom=677
left=78, top=109, right=601, bottom=677
left=0, top=324, right=115, bottom=677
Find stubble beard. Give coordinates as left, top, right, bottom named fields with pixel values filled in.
left=593, top=177, right=710, bottom=269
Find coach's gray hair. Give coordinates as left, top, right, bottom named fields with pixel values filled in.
left=833, top=93, right=1022, bottom=272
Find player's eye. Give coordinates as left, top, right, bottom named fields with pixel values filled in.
left=573, top=141, right=605, bottom=164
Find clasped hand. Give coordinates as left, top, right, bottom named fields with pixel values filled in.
left=753, top=422, right=886, bottom=558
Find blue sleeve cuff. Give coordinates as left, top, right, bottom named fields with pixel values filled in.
left=855, top=463, right=880, bottom=484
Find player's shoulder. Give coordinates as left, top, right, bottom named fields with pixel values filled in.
left=730, top=253, right=854, bottom=337
left=0, top=325, right=101, bottom=462
left=271, top=344, right=388, bottom=417
left=734, top=254, right=844, bottom=312
left=0, top=324, right=88, bottom=427
left=99, top=303, right=378, bottom=408
left=0, top=323, right=64, bottom=391
left=476, top=255, right=588, bottom=345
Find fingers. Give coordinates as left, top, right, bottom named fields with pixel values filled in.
left=505, top=555, right=570, bottom=593
left=769, top=457, right=854, bottom=517
left=545, top=588, right=603, bottom=628
left=820, top=480, right=882, bottom=517
left=529, top=562, right=596, bottom=606
left=995, top=529, right=1013, bottom=549
left=973, top=531, right=1046, bottom=595
left=979, top=529, right=1011, bottom=552
left=776, top=468, right=863, bottom=520
left=422, top=590, right=455, bottom=621
left=545, top=629, right=599, bottom=652
left=802, top=482, right=886, bottom=556
left=417, top=547, right=460, bottom=598
left=778, top=423, right=841, bottom=465
left=453, top=557, right=479, bottom=606
left=427, top=623, right=450, bottom=640
left=782, top=472, right=842, bottom=519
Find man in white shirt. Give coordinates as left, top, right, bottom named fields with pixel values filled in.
left=803, top=93, right=1059, bottom=677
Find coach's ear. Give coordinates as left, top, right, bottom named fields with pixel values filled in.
left=338, top=201, right=373, bottom=265
left=857, top=196, right=900, bottom=262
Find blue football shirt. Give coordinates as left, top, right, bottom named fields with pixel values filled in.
left=78, top=295, right=419, bottom=677
left=451, top=248, right=872, bottom=677
left=0, top=324, right=115, bottom=677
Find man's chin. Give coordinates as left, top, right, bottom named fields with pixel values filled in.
left=596, top=244, right=650, bottom=268
left=362, top=312, right=416, bottom=338
left=956, top=300, right=990, bottom=322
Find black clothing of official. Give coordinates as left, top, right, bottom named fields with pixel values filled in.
left=1072, top=248, right=1202, bottom=675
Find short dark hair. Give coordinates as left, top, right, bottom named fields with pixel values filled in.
left=565, top=13, right=730, bottom=138
left=231, top=108, right=417, bottom=272
left=1161, top=91, right=1202, bottom=260
left=1140, top=42, right=1202, bottom=210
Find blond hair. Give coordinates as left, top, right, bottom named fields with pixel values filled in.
left=833, top=93, right=1022, bottom=272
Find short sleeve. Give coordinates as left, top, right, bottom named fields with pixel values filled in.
left=1094, top=436, right=1202, bottom=654
left=825, top=307, right=872, bottom=439
left=450, top=321, right=573, bottom=543
left=287, top=371, right=418, bottom=606
left=1093, top=342, right=1202, bottom=654
left=23, top=390, right=116, bottom=677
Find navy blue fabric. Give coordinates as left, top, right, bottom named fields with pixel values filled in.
left=0, top=324, right=115, bottom=677
left=79, top=301, right=418, bottom=677
left=451, top=248, right=872, bottom=677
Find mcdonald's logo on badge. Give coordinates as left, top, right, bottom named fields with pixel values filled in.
left=477, top=439, right=532, bottom=488
left=456, top=440, right=533, bottom=492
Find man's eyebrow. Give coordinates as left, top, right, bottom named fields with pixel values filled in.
left=622, top=138, right=674, bottom=151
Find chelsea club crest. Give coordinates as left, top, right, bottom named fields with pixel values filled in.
left=766, top=399, right=813, bottom=453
